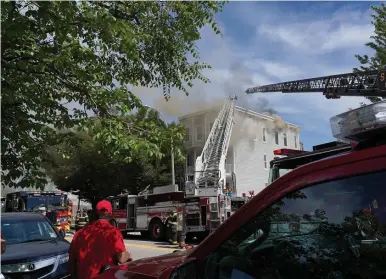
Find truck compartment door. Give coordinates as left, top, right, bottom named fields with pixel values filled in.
left=127, top=197, right=136, bottom=230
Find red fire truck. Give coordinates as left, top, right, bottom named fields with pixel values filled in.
left=5, top=191, right=70, bottom=232
left=268, top=141, right=353, bottom=184
left=107, top=185, right=226, bottom=241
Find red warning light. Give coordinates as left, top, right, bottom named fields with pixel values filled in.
left=273, top=149, right=307, bottom=156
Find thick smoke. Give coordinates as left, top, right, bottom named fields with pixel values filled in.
left=223, top=62, right=276, bottom=115
left=132, top=80, right=224, bottom=118
left=222, top=63, right=289, bottom=145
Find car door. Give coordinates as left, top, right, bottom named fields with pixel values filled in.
left=174, top=145, right=386, bottom=279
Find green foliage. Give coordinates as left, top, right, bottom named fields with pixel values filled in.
left=1, top=1, right=225, bottom=188
left=44, top=112, right=187, bottom=205
left=354, top=3, right=386, bottom=103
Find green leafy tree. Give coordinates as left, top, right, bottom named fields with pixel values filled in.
left=44, top=111, right=186, bottom=207
left=1, top=1, right=225, bottom=188
left=354, top=3, right=386, bottom=103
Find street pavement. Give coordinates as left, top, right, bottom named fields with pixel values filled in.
left=65, top=232, right=177, bottom=260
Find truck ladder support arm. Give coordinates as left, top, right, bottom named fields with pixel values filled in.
left=245, top=69, right=386, bottom=99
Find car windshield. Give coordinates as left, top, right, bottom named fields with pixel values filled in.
left=1, top=218, right=59, bottom=244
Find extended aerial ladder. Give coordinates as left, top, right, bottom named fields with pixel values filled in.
left=185, top=96, right=237, bottom=197
left=245, top=68, right=386, bottom=191
left=246, top=69, right=386, bottom=99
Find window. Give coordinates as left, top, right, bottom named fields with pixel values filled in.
left=283, top=133, right=287, bottom=146
left=184, top=128, right=190, bottom=142
left=275, top=132, right=279, bottom=145
left=112, top=199, right=120, bottom=210
left=294, top=135, right=298, bottom=148
left=196, top=126, right=203, bottom=141
left=262, top=128, right=266, bottom=142
left=263, top=155, right=267, bottom=169
left=204, top=171, right=386, bottom=279
left=187, top=153, right=193, bottom=167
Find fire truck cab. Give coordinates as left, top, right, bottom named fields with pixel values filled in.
left=4, top=191, right=70, bottom=233
left=268, top=141, right=353, bottom=184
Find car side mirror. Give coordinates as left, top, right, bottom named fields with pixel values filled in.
left=59, top=228, right=66, bottom=238
left=169, top=259, right=198, bottom=279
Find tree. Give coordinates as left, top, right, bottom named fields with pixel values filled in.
left=44, top=111, right=187, bottom=207
left=354, top=3, right=386, bottom=103
left=1, top=1, right=225, bottom=188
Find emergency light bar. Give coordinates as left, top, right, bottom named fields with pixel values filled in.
left=330, top=101, right=386, bottom=142
left=273, top=149, right=308, bottom=156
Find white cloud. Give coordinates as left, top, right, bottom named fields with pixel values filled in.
left=132, top=2, right=376, bottom=147
left=258, top=21, right=373, bottom=55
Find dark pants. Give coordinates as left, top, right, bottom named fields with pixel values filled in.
left=167, top=224, right=177, bottom=243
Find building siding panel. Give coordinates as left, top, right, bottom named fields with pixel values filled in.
left=179, top=105, right=301, bottom=197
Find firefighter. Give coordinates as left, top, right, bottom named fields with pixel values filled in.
left=166, top=211, right=178, bottom=245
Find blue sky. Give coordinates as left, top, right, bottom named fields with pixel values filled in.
left=133, top=1, right=380, bottom=150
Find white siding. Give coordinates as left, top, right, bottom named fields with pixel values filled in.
left=179, top=106, right=301, bottom=197
left=231, top=110, right=301, bottom=196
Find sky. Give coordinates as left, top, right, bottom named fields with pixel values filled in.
left=133, top=1, right=380, bottom=151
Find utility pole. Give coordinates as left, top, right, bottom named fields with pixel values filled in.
left=171, top=136, right=175, bottom=186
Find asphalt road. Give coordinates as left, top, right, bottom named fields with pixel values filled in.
left=65, top=232, right=176, bottom=260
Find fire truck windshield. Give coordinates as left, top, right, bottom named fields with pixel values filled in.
left=27, top=196, right=66, bottom=211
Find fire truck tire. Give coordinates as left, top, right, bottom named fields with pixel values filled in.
left=149, top=219, right=165, bottom=241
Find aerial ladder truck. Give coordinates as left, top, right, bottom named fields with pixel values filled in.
left=185, top=95, right=238, bottom=231
left=245, top=68, right=386, bottom=182
left=107, top=96, right=239, bottom=241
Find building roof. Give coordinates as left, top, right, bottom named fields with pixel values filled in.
left=178, top=105, right=301, bottom=130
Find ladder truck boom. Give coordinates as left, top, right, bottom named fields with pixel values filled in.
left=185, top=95, right=238, bottom=232
left=246, top=69, right=386, bottom=99
left=187, top=95, right=237, bottom=197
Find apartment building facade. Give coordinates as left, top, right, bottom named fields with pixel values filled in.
left=179, top=106, right=301, bottom=197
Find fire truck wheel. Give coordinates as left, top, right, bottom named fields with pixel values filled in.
left=149, top=219, right=164, bottom=241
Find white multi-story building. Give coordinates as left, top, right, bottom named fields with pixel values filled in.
left=179, top=106, right=301, bottom=197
